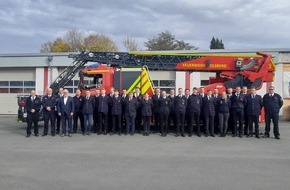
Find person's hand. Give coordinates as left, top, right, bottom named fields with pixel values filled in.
left=47, top=107, right=51, bottom=111
left=58, top=113, right=61, bottom=116
left=70, top=112, right=74, bottom=116
left=31, top=109, right=35, bottom=113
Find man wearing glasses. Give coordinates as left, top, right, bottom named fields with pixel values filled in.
left=262, top=86, right=283, bottom=139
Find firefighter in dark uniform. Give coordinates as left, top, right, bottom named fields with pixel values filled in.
left=107, top=87, right=115, bottom=132
left=227, top=87, right=234, bottom=134
left=96, top=89, right=110, bottom=135
left=245, top=87, right=262, bottom=138
left=134, top=87, right=143, bottom=133
left=262, top=86, right=283, bottom=139
left=42, top=88, right=56, bottom=136
left=121, top=89, right=127, bottom=132
left=141, top=92, right=153, bottom=136
left=174, top=88, right=187, bottom=137
left=152, top=88, right=161, bottom=133
left=93, top=89, right=100, bottom=133
left=242, top=86, right=249, bottom=136
left=199, top=87, right=205, bottom=133
left=168, top=88, right=176, bottom=132
left=230, top=86, right=247, bottom=138
left=184, top=88, right=190, bottom=134
left=111, top=90, right=122, bottom=135
left=159, top=91, right=170, bottom=137
left=213, top=88, right=220, bottom=134
left=25, top=90, right=41, bottom=137
left=202, top=90, right=216, bottom=137
left=73, top=89, right=84, bottom=134
left=124, top=92, right=138, bottom=135
left=82, top=90, right=95, bottom=135
left=187, top=87, right=202, bottom=137
left=55, top=87, right=64, bottom=134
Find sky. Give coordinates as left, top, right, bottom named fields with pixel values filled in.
left=0, top=0, right=290, bottom=53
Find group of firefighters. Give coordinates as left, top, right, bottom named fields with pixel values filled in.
left=24, top=85, right=283, bottom=140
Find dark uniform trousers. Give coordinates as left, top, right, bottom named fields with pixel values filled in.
left=152, top=95, right=160, bottom=133
left=98, top=112, right=108, bottom=133
left=27, top=112, right=39, bottom=135
left=190, top=112, right=200, bottom=135
left=232, top=109, right=244, bottom=136
left=160, top=113, right=169, bottom=135
left=112, top=115, right=121, bottom=133
left=143, top=116, right=151, bottom=133
left=175, top=111, right=185, bottom=135
left=248, top=115, right=259, bottom=136
left=265, top=112, right=279, bottom=137
left=73, top=111, right=84, bottom=133
left=43, top=111, right=55, bottom=135
left=204, top=115, right=215, bottom=135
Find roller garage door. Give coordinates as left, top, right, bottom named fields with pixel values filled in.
left=0, top=68, right=35, bottom=114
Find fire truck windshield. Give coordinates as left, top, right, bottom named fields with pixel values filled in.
left=82, top=75, right=102, bottom=89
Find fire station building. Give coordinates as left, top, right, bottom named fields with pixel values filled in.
left=0, top=49, right=290, bottom=119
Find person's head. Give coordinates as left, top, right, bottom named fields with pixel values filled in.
left=114, top=89, right=119, bottom=96
left=75, top=89, right=81, bottom=96
left=135, top=87, right=140, bottom=94
left=161, top=90, right=167, bottom=97
left=235, top=86, right=241, bottom=93
left=242, top=86, right=248, bottom=93
left=269, top=86, right=275, bottom=93
left=200, top=87, right=205, bottom=94
left=95, top=89, right=100, bottom=96
left=178, top=88, right=183, bottom=95
left=221, top=91, right=227, bottom=99
left=213, top=88, right=218, bottom=94
left=185, top=89, right=190, bottom=96
left=31, top=90, right=36, bottom=97
left=170, top=88, right=175, bottom=96
left=110, top=87, right=115, bottom=94
left=63, top=89, right=69, bottom=97
left=155, top=88, right=160, bottom=94
left=227, top=88, right=233, bottom=94
left=250, top=87, right=256, bottom=95
left=86, top=90, right=91, bottom=97
left=128, top=91, right=134, bottom=98
left=207, top=89, right=212, bottom=96
left=144, top=92, right=149, bottom=99
left=192, top=87, right=198, bottom=94
left=101, top=89, right=106, bottom=95
left=122, top=89, right=127, bottom=95
left=59, top=88, right=64, bottom=94
left=47, top=88, right=52, bottom=95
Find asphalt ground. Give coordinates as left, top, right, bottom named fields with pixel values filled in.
left=0, top=115, right=289, bottom=190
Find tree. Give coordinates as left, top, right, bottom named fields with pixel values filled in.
left=40, top=41, right=53, bottom=53
left=145, top=30, right=197, bottom=51
left=210, top=36, right=225, bottom=49
left=63, top=28, right=84, bottom=52
left=40, top=29, right=118, bottom=52
left=51, top=38, right=70, bottom=52
left=122, top=36, right=138, bottom=51
left=83, top=34, right=118, bottom=51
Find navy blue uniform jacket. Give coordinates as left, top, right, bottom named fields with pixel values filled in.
left=141, top=99, right=153, bottom=117
left=25, top=96, right=42, bottom=113
left=58, top=96, right=75, bottom=115
left=111, top=96, right=122, bottom=115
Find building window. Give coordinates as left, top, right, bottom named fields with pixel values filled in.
left=201, top=80, right=209, bottom=86
left=152, top=80, right=175, bottom=93
left=64, top=80, right=79, bottom=93
left=0, top=80, right=35, bottom=94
